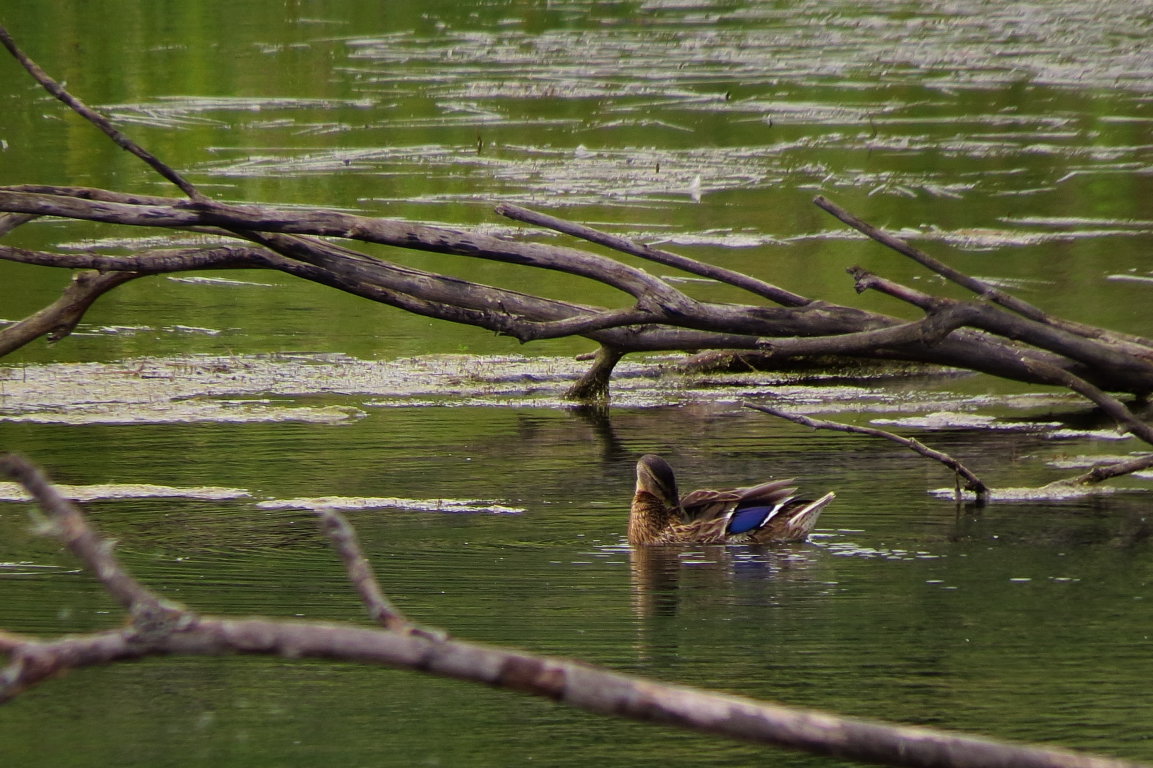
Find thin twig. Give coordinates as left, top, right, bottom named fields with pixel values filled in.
left=314, top=507, right=413, bottom=632
left=496, top=203, right=812, bottom=307
left=0, top=25, right=206, bottom=202
left=744, top=402, right=989, bottom=503
left=815, top=195, right=1027, bottom=309
left=814, top=195, right=1153, bottom=352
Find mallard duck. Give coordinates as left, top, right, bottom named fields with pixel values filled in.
left=629, top=454, right=835, bottom=546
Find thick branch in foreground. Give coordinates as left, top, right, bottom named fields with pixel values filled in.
left=0, top=453, right=1143, bottom=768
left=6, top=617, right=1142, bottom=768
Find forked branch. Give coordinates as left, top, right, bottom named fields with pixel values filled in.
left=0, top=454, right=1143, bottom=768
left=817, top=195, right=1153, bottom=354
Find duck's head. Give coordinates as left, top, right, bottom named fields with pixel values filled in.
left=635, top=454, right=679, bottom=508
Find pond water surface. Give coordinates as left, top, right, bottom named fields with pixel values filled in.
left=1, top=2, right=1152, bottom=767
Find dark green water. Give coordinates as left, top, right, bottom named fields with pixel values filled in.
left=1, top=2, right=1153, bottom=766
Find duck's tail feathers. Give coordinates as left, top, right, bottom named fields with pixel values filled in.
left=783, top=491, right=836, bottom=535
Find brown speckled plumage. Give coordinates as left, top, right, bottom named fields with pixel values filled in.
left=628, top=454, right=835, bottom=546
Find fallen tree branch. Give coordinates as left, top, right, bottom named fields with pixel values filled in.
left=1052, top=452, right=1153, bottom=487
left=4, top=188, right=1131, bottom=395
left=0, top=188, right=698, bottom=312
left=7, top=180, right=1153, bottom=402
left=816, top=195, right=1153, bottom=355
left=0, top=212, right=38, bottom=237
left=0, top=270, right=143, bottom=356
left=0, top=25, right=205, bottom=202
left=496, top=202, right=812, bottom=307
left=0, top=453, right=1142, bottom=768
left=743, top=402, right=990, bottom=503
left=1020, top=359, right=1153, bottom=447
left=3, top=22, right=1153, bottom=490
left=849, top=267, right=1153, bottom=392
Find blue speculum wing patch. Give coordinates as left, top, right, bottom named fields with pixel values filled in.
left=727, top=504, right=774, bottom=534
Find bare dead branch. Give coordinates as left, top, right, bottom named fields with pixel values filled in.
left=1020, top=360, right=1153, bottom=448
left=744, top=402, right=989, bottom=502
left=0, top=453, right=1144, bottom=768
left=0, top=630, right=30, bottom=655
left=0, top=25, right=206, bottom=202
left=6, top=185, right=1153, bottom=405
left=566, top=344, right=627, bottom=402
left=0, top=212, right=38, bottom=237
left=0, top=455, right=190, bottom=637
left=496, top=202, right=812, bottom=307
left=315, top=507, right=416, bottom=633
left=0, top=270, right=142, bottom=356
left=0, top=31, right=1147, bottom=761
left=2, top=184, right=190, bottom=206
left=499, top=308, right=662, bottom=342
left=816, top=195, right=1153, bottom=353
left=2, top=610, right=1142, bottom=768
left=1053, top=452, right=1153, bottom=487
left=0, top=188, right=703, bottom=312
left=850, top=267, right=1153, bottom=395
left=2, top=33, right=1153, bottom=432
left=816, top=194, right=1025, bottom=308
left=0, top=243, right=269, bottom=272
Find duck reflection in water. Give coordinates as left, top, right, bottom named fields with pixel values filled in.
left=627, top=544, right=831, bottom=661
left=626, top=455, right=836, bottom=659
